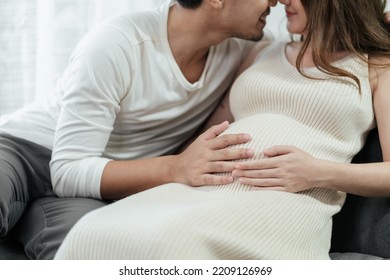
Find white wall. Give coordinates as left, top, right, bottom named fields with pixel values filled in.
left=266, top=3, right=289, bottom=40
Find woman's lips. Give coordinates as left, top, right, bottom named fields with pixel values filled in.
left=286, top=11, right=296, bottom=18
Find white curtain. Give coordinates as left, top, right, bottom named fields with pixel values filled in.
left=0, top=0, right=166, bottom=116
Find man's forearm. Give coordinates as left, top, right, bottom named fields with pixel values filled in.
left=100, top=155, right=178, bottom=200
left=100, top=122, right=254, bottom=200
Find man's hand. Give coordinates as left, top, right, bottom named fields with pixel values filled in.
left=232, top=145, right=330, bottom=193
left=175, top=121, right=254, bottom=186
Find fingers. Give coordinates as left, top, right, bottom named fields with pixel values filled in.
left=205, top=160, right=242, bottom=173
left=199, top=174, right=234, bottom=185
left=197, top=174, right=282, bottom=188
left=234, top=157, right=279, bottom=170
left=202, top=121, right=230, bottom=141
left=211, top=147, right=254, bottom=161
left=263, top=145, right=297, bottom=157
left=251, top=186, right=285, bottom=192
left=209, top=133, right=252, bottom=150
left=201, top=122, right=254, bottom=161
left=234, top=145, right=299, bottom=169
left=232, top=168, right=276, bottom=178
left=200, top=121, right=252, bottom=149
left=179, top=121, right=256, bottom=186
left=232, top=167, right=282, bottom=187
left=238, top=177, right=281, bottom=187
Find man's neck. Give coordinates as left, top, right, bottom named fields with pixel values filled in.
left=167, top=4, right=227, bottom=82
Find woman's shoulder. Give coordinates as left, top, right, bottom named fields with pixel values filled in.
left=369, top=55, right=390, bottom=95
left=368, top=55, right=390, bottom=68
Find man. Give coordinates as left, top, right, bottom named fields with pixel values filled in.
left=0, top=0, right=277, bottom=259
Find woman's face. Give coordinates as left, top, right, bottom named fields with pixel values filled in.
left=278, top=0, right=307, bottom=35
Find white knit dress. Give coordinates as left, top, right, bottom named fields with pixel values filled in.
left=55, top=41, right=375, bottom=260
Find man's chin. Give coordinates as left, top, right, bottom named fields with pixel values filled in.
left=247, top=32, right=265, bottom=42
left=234, top=30, right=264, bottom=42
left=252, top=33, right=265, bottom=42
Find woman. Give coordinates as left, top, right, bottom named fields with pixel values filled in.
left=55, top=0, right=390, bottom=259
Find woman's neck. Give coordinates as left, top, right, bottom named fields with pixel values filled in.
left=286, top=41, right=350, bottom=68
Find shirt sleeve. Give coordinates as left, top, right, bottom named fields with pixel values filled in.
left=50, top=25, right=132, bottom=199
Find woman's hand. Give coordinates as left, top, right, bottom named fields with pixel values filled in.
left=232, top=145, right=329, bottom=193
left=176, top=121, right=254, bottom=186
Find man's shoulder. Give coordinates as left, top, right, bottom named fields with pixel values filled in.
left=103, top=9, right=161, bottom=27
left=99, top=9, right=163, bottom=43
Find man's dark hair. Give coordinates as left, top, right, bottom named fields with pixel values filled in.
left=177, top=0, right=203, bottom=9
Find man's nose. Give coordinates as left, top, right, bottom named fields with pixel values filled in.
left=269, top=0, right=278, bottom=7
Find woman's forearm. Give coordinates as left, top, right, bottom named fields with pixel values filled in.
left=324, top=161, right=390, bottom=197
left=233, top=145, right=390, bottom=197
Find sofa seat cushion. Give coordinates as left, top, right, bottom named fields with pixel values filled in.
left=0, top=236, right=27, bottom=260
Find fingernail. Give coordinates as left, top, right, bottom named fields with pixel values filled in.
left=243, top=134, right=251, bottom=141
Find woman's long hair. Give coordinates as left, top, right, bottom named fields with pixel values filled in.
left=296, top=0, right=390, bottom=90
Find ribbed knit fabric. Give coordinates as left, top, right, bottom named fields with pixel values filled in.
left=54, top=41, right=375, bottom=260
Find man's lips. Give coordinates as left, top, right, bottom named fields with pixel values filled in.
left=259, top=8, right=271, bottom=24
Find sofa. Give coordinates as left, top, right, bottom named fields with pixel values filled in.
left=0, top=128, right=389, bottom=260
left=330, top=127, right=390, bottom=260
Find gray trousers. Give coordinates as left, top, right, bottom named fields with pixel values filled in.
left=0, top=134, right=107, bottom=259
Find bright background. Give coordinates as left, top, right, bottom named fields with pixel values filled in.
left=0, top=0, right=287, bottom=116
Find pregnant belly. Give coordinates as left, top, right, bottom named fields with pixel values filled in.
left=222, top=114, right=353, bottom=163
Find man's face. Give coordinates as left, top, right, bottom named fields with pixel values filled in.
left=224, top=0, right=277, bottom=41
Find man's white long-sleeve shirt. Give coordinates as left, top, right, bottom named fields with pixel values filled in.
left=0, top=0, right=254, bottom=199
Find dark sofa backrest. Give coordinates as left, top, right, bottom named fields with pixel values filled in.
left=331, top=128, right=390, bottom=258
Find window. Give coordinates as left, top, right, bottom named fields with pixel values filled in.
left=0, top=0, right=165, bottom=115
